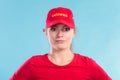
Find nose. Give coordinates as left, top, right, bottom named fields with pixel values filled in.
left=57, top=30, right=63, bottom=37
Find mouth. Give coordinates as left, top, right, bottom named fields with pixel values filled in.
left=55, top=40, right=65, bottom=44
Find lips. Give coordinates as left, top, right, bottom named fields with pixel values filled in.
left=56, top=40, right=65, bottom=43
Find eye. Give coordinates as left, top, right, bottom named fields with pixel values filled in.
left=63, top=27, right=70, bottom=32
left=50, top=27, right=56, bottom=31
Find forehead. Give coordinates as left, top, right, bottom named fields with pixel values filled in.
left=51, top=23, right=69, bottom=28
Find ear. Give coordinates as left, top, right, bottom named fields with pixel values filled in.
left=71, top=29, right=75, bottom=37
left=72, top=33, right=75, bottom=38
left=73, top=28, right=76, bottom=37
left=43, top=28, right=48, bottom=37
left=43, top=28, right=45, bottom=32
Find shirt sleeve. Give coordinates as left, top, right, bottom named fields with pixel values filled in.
left=9, top=57, right=33, bottom=80
left=88, top=58, right=112, bottom=80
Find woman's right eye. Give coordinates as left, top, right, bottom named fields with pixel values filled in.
left=50, top=27, right=56, bottom=31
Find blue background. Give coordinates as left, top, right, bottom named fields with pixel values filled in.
left=0, top=0, right=120, bottom=80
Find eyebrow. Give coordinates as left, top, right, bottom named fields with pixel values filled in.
left=50, top=24, right=69, bottom=28
left=63, top=25, right=69, bottom=28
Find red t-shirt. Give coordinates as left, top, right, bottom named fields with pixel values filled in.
left=10, top=53, right=112, bottom=80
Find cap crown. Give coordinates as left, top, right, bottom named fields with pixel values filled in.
left=46, top=7, right=75, bottom=28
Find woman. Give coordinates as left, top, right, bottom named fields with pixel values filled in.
left=10, top=7, right=112, bottom=80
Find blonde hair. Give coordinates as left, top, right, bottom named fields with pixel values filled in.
left=70, top=28, right=76, bottom=51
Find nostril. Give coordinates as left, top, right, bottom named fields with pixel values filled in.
left=57, top=31, right=63, bottom=36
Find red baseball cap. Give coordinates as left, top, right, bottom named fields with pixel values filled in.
left=46, top=7, right=75, bottom=28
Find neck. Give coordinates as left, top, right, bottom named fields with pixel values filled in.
left=48, top=48, right=74, bottom=66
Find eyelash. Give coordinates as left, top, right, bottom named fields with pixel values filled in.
left=50, top=27, right=56, bottom=31
left=50, top=27, right=70, bottom=32
left=63, top=27, right=70, bottom=31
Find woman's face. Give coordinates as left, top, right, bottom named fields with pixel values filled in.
left=46, top=24, right=75, bottom=50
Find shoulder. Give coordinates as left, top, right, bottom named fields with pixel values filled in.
left=28, top=53, right=47, bottom=64
left=74, top=53, right=98, bottom=67
left=75, top=53, right=94, bottom=63
left=19, top=54, right=48, bottom=67
left=30, top=53, right=47, bottom=60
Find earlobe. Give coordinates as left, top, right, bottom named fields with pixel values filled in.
left=43, top=28, right=48, bottom=38
left=72, top=31, right=76, bottom=38
left=43, top=28, right=45, bottom=32
left=73, top=34, right=75, bottom=38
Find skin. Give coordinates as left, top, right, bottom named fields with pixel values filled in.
left=45, top=23, right=75, bottom=66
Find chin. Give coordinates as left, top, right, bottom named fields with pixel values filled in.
left=53, top=44, right=69, bottom=50
left=56, top=46, right=67, bottom=50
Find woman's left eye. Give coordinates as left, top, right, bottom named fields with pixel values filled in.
left=63, top=27, right=70, bottom=31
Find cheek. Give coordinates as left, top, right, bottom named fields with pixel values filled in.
left=66, top=33, right=74, bottom=41
left=47, top=32, right=56, bottom=43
